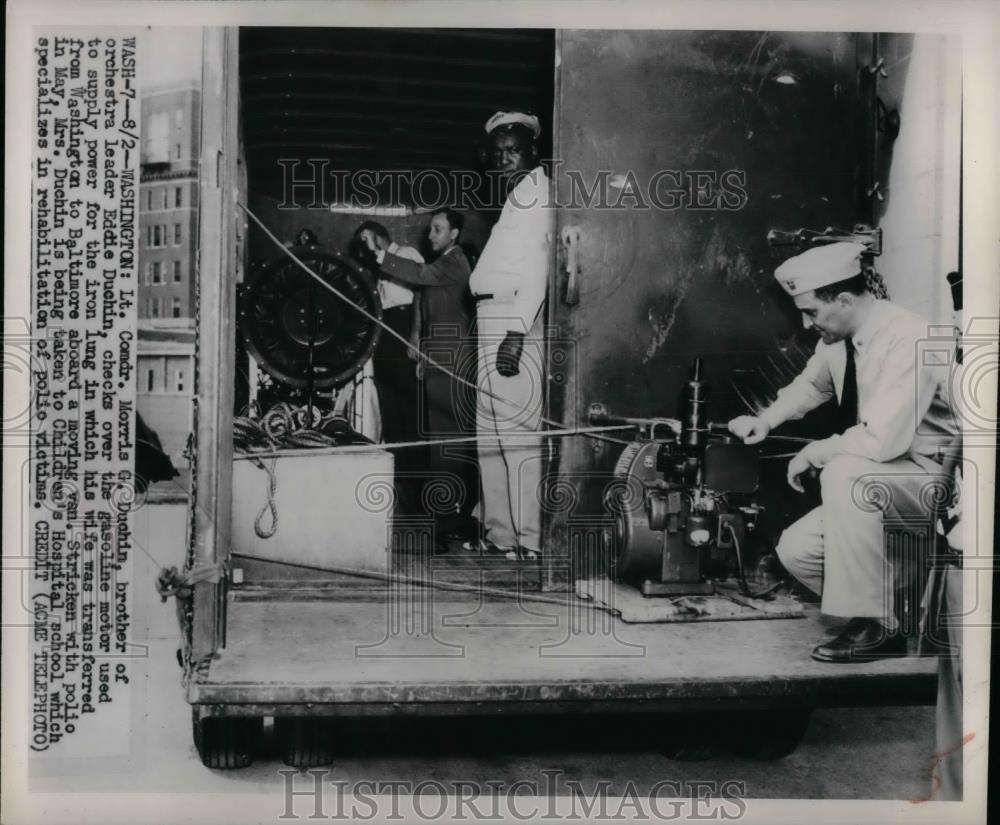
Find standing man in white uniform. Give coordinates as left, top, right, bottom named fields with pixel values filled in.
left=468, top=111, right=553, bottom=559
left=728, top=242, right=958, bottom=662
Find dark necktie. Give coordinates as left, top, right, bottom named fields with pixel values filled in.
left=838, top=338, right=859, bottom=433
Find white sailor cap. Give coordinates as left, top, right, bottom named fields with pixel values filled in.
left=774, top=242, right=867, bottom=296
left=484, top=110, right=541, bottom=138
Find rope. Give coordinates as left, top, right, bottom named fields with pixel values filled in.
left=156, top=562, right=227, bottom=681
left=233, top=402, right=379, bottom=538
left=251, top=455, right=279, bottom=539
left=156, top=563, right=224, bottom=601
left=234, top=422, right=632, bottom=462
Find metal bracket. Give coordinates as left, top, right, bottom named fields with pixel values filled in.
left=766, top=224, right=883, bottom=256
left=867, top=57, right=889, bottom=78
left=561, top=225, right=582, bottom=305
left=866, top=181, right=885, bottom=202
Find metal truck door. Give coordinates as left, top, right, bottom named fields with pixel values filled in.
left=188, top=27, right=243, bottom=658
left=544, top=31, right=890, bottom=590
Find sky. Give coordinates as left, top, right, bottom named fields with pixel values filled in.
left=139, top=27, right=202, bottom=88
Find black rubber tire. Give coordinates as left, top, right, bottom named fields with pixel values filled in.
left=727, top=708, right=812, bottom=760
left=192, top=709, right=261, bottom=769
left=656, top=713, right=724, bottom=761
left=275, top=717, right=337, bottom=768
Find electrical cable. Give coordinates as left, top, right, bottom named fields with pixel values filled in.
left=724, top=520, right=786, bottom=600
left=251, top=559, right=613, bottom=612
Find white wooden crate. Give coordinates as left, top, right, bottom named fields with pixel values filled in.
left=231, top=448, right=393, bottom=573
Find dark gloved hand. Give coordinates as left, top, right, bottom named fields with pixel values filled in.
left=496, top=331, right=525, bottom=377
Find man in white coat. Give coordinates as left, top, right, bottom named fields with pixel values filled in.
left=467, top=111, right=553, bottom=559
left=728, top=242, right=957, bottom=662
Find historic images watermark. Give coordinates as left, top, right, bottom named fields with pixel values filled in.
left=278, top=770, right=749, bottom=821
left=916, top=319, right=998, bottom=444
left=276, top=160, right=749, bottom=213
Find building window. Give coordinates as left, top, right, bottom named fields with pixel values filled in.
left=162, top=189, right=169, bottom=210
left=146, top=190, right=153, bottom=211
left=173, top=223, right=182, bottom=245
left=147, top=369, right=155, bottom=392
left=174, top=186, right=182, bottom=208
left=175, top=142, right=182, bottom=160
left=153, top=225, right=163, bottom=247
left=151, top=298, right=161, bottom=318
left=175, top=109, right=183, bottom=130
left=145, top=112, right=169, bottom=164
left=151, top=261, right=162, bottom=284
left=173, top=260, right=182, bottom=283
left=176, top=371, right=185, bottom=393
left=146, top=225, right=152, bottom=247
left=172, top=297, right=182, bottom=318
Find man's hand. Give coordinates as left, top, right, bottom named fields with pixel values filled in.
left=786, top=447, right=818, bottom=493
left=360, top=229, right=379, bottom=254
left=496, top=331, right=525, bottom=377
left=410, top=335, right=425, bottom=378
left=728, top=415, right=770, bottom=445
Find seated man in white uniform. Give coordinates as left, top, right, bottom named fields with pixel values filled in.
left=728, top=243, right=957, bottom=662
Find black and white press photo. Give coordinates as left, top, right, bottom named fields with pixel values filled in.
left=2, top=2, right=997, bottom=824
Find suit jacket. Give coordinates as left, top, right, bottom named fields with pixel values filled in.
left=378, top=246, right=474, bottom=366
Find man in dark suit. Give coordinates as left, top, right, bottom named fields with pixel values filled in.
left=364, top=208, right=478, bottom=546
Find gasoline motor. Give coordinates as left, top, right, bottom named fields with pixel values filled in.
left=594, top=359, right=763, bottom=597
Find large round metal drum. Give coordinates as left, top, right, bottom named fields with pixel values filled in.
left=239, top=244, right=381, bottom=389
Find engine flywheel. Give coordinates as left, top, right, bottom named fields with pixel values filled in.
left=239, top=244, right=381, bottom=389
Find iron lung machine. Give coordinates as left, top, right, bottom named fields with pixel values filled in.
left=231, top=243, right=393, bottom=574
left=593, top=360, right=764, bottom=597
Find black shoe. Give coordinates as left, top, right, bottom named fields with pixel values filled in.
left=811, top=618, right=908, bottom=663
left=439, top=516, right=480, bottom=543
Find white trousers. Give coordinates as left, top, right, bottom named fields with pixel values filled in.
left=475, top=306, right=545, bottom=551
left=932, top=564, right=963, bottom=800
left=776, top=454, right=942, bottom=623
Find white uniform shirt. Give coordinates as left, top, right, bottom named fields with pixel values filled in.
left=469, top=166, right=552, bottom=332
left=761, top=299, right=959, bottom=468
left=377, top=241, right=424, bottom=309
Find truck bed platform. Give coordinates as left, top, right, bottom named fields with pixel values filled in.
left=189, top=595, right=937, bottom=715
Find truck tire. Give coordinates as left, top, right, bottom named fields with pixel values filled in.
left=275, top=717, right=336, bottom=767
left=655, top=713, right=723, bottom=761
left=192, top=708, right=261, bottom=769
left=728, top=708, right=812, bottom=760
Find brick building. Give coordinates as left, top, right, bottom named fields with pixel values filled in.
left=137, top=83, right=200, bottom=464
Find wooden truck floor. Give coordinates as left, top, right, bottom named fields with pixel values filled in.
left=189, top=594, right=937, bottom=715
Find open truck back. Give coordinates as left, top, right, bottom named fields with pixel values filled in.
left=177, top=27, right=945, bottom=768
